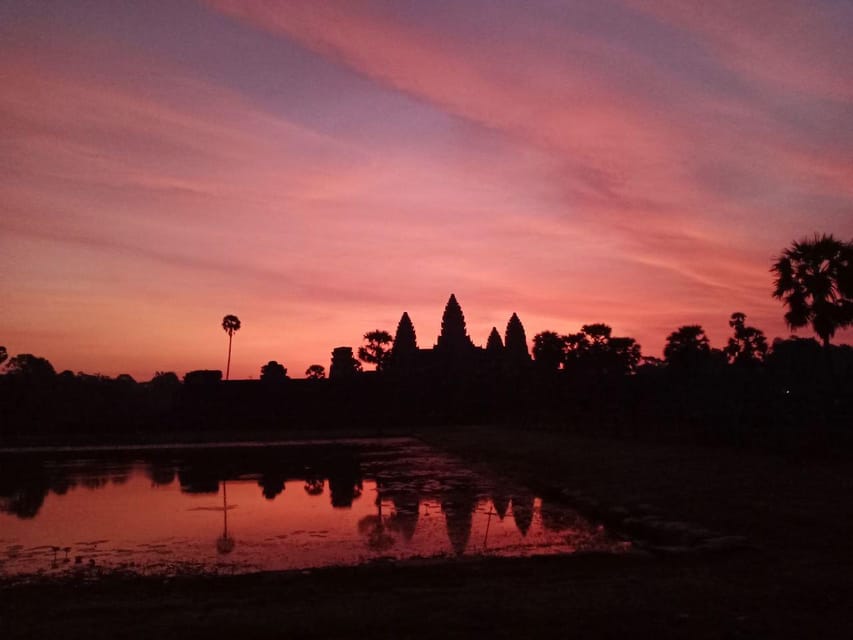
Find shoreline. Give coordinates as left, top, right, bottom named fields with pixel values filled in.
left=0, top=434, right=418, bottom=455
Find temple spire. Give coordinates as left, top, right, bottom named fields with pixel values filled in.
left=393, top=312, right=418, bottom=353
left=486, top=327, right=504, bottom=353
left=436, top=294, right=473, bottom=352
left=391, top=312, right=418, bottom=370
left=504, top=313, right=531, bottom=364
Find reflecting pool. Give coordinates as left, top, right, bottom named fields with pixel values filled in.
left=0, top=438, right=629, bottom=577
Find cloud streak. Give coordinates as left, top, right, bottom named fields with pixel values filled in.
left=2, top=1, right=851, bottom=378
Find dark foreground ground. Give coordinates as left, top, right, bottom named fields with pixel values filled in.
left=2, top=425, right=852, bottom=639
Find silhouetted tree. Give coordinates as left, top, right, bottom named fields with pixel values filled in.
left=328, top=460, right=363, bottom=508
left=304, top=478, right=325, bottom=495
left=504, top=313, right=531, bottom=368
left=771, top=233, right=853, bottom=348
left=358, top=489, right=396, bottom=552
left=766, top=336, right=823, bottom=382
left=585, top=323, right=612, bottom=343
left=608, top=337, right=642, bottom=375
left=388, top=491, right=420, bottom=541
left=436, top=294, right=474, bottom=352
left=0, top=485, right=48, bottom=519
left=149, top=371, right=181, bottom=411
left=260, top=360, right=288, bottom=381
left=177, top=465, right=220, bottom=494
left=391, top=312, right=418, bottom=367
left=563, top=325, right=640, bottom=376
left=258, top=473, right=286, bottom=500
left=150, top=371, right=180, bottom=387
left=532, top=331, right=565, bottom=371
left=146, top=463, right=176, bottom=487
left=564, top=324, right=612, bottom=373
left=358, top=330, right=394, bottom=372
left=725, top=312, right=768, bottom=366
left=0, top=346, right=7, bottom=367
left=563, top=332, right=588, bottom=370
left=305, top=364, right=326, bottom=379
left=4, top=354, right=55, bottom=380
left=664, top=325, right=711, bottom=370
left=637, top=356, right=665, bottom=374
left=330, top=347, right=362, bottom=380
left=221, top=314, right=241, bottom=380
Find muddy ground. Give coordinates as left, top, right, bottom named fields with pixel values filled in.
left=2, top=425, right=852, bottom=638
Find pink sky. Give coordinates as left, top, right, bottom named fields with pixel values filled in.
left=1, top=1, right=851, bottom=380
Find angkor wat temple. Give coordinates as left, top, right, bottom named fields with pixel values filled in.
left=385, top=293, right=532, bottom=379
left=328, top=294, right=534, bottom=380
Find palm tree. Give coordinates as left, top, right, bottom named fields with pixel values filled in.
left=771, top=234, right=853, bottom=348
left=216, top=480, right=235, bottom=554
left=724, top=312, right=768, bottom=366
left=221, top=315, right=241, bottom=380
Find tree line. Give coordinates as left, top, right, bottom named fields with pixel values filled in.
left=0, top=233, right=850, bottom=446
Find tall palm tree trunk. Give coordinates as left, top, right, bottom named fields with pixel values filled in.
left=225, top=331, right=233, bottom=381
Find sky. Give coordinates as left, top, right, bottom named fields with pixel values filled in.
left=1, top=0, right=852, bottom=380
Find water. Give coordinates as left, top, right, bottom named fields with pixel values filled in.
left=0, top=438, right=629, bottom=578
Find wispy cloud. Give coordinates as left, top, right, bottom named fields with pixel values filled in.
left=2, top=2, right=851, bottom=377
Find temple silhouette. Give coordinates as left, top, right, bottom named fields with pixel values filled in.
left=347, top=293, right=532, bottom=380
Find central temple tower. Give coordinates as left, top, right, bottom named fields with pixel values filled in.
left=435, top=294, right=475, bottom=353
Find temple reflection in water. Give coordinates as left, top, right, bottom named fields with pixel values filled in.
left=0, top=439, right=628, bottom=576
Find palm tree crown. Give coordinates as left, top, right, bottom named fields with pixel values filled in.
left=771, top=234, right=853, bottom=347
left=222, top=315, right=241, bottom=336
